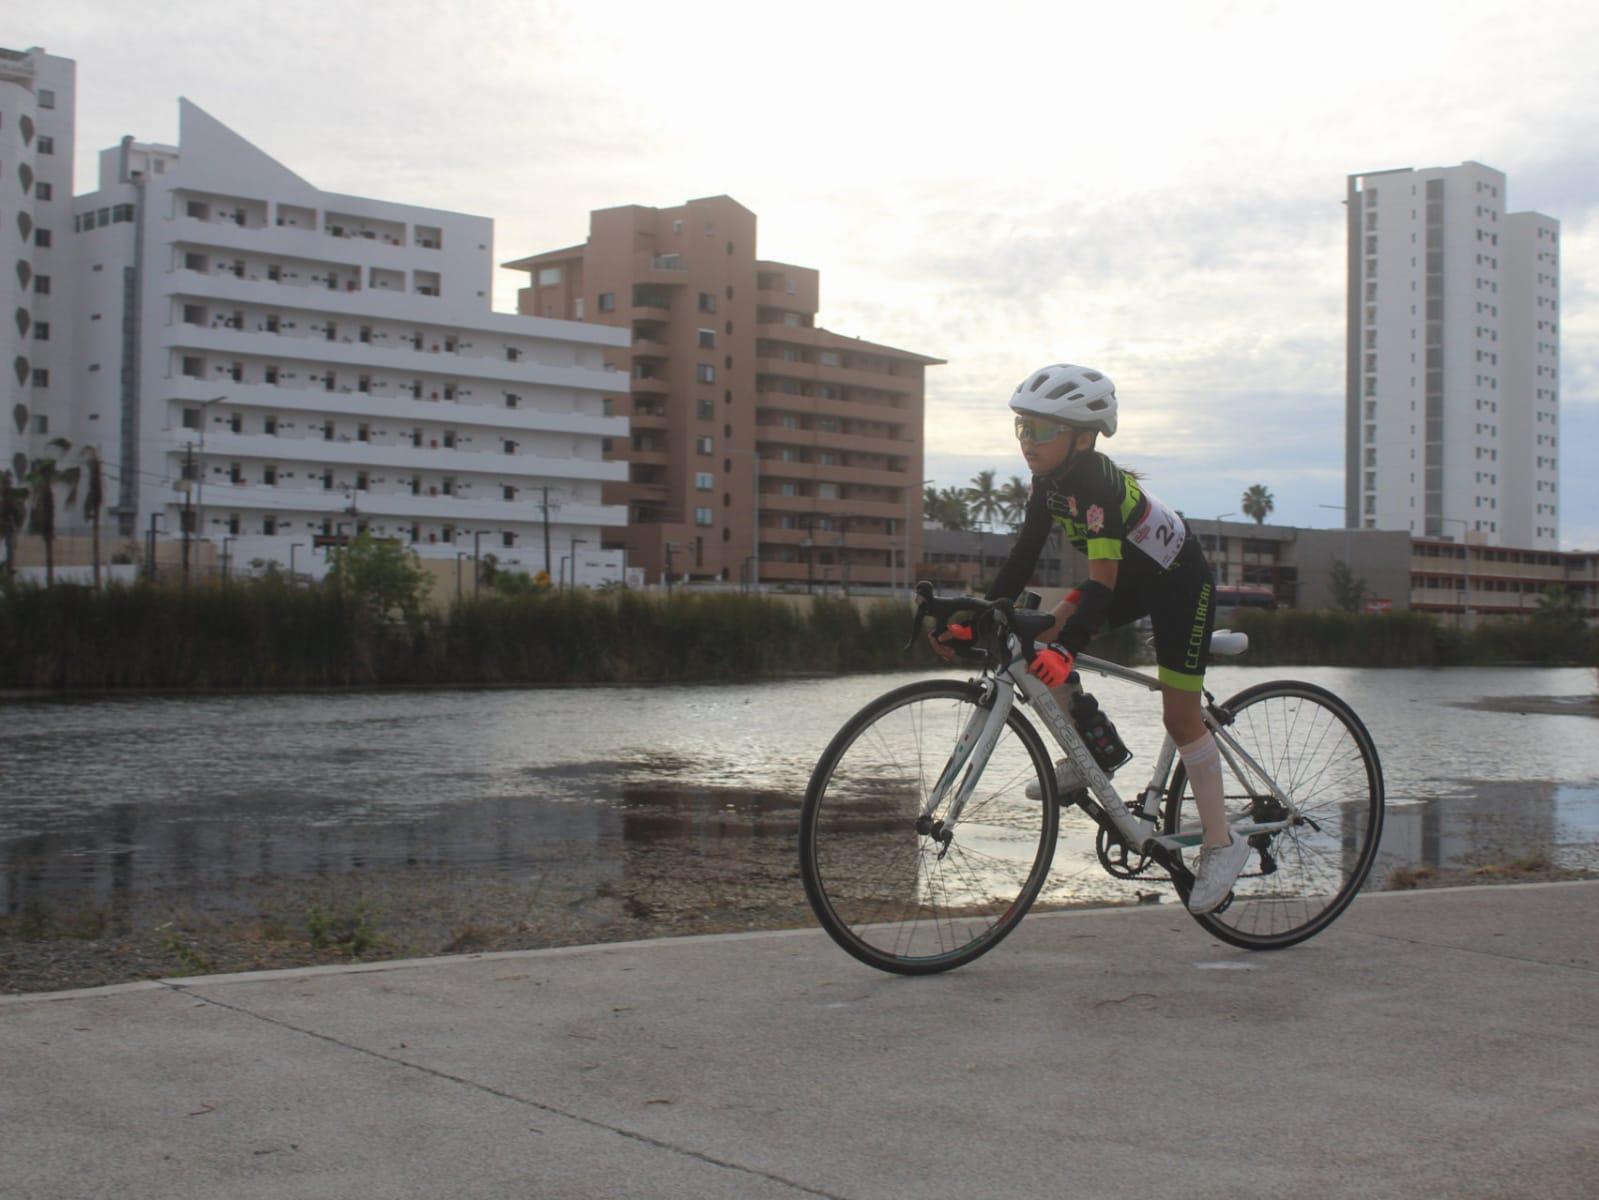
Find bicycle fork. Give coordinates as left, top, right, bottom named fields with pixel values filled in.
left=918, top=676, right=1013, bottom=856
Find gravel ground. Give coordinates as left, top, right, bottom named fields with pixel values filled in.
left=5, top=830, right=1594, bottom=995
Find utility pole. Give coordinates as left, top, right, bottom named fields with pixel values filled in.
left=664, top=542, right=677, bottom=593
left=540, top=486, right=552, bottom=579
left=145, top=512, right=164, bottom=581
left=181, top=444, right=195, bottom=586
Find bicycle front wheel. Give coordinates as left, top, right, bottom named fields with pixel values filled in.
left=1165, top=680, right=1385, bottom=950
left=799, top=679, right=1059, bottom=974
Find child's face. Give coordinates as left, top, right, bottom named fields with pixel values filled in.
left=1017, top=421, right=1092, bottom=475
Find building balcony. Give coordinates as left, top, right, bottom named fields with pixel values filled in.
left=174, top=482, right=626, bottom=529
left=756, top=356, right=917, bottom=395
left=754, top=426, right=913, bottom=456
left=757, top=493, right=904, bottom=520
left=632, top=338, right=670, bottom=359
left=169, top=379, right=628, bottom=441
left=631, top=374, right=669, bottom=395
left=164, top=429, right=628, bottom=486
left=162, top=309, right=622, bottom=395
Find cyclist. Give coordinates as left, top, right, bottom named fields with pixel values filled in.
left=931, top=363, right=1248, bottom=914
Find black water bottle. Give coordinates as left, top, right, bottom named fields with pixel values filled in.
left=1069, top=691, right=1132, bottom=775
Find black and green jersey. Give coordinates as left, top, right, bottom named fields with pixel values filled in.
left=987, top=451, right=1179, bottom=600
left=986, top=450, right=1216, bottom=690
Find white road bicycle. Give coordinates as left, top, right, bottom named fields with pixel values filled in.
left=798, top=583, right=1386, bottom=975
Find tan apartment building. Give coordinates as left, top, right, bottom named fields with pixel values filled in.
left=505, top=196, right=942, bottom=587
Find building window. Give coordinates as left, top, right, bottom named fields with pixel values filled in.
left=263, top=516, right=277, bottom=536
left=695, top=471, right=713, bottom=490
left=503, top=486, right=517, bottom=501
left=39, top=88, right=56, bottom=108
left=265, top=416, right=278, bottom=435
left=33, top=321, right=49, bottom=341
left=698, top=329, right=716, bottom=348
left=696, top=398, right=714, bottom=420
left=356, top=471, right=369, bottom=491
left=31, top=369, right=48, bottom=387
left=502, top=532, right=515, bottom=548
left=503, top=439, right=517, bottom=455
left=537, top=267, right=562, bottom=285
left=696, top=364, right=716, bottom=383
left=263, top=465, right=278, bottom=486
left=33, top=276, right=50, bottom=294
left=698, top=292, right=717, bottom=313
left=696, top=436, right=714, bottom=455
left=37, top=181, right=53, bottom=201
left=38, top=136, right=54, bottom=155
left=598, top=292, right=615, bottom=312
left=34, top=229, right=51, bottom=248
left=505, top=392, right=520, bottom=408
left=695, top=507, right=713, bottom=526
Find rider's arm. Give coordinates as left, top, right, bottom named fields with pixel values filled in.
left=1053, top=559, right=1118, bottom=653
left=984, top=485, right=1051, bottom=602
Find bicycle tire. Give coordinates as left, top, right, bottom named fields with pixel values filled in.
left=1164, top=680, right=1385, bottom=950
left=799, top=678, right=1059, bottom=974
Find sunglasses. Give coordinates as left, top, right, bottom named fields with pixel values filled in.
left=1013, top=416, right=1074, bottom=445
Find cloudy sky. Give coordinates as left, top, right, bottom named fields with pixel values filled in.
left=32, top=0, right=1599, bottom=547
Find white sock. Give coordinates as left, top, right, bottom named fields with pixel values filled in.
left=1177, top=733, right=1228, bottom=846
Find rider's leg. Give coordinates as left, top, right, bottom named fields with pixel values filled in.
left=1162, top=685, right=1230, bottom=849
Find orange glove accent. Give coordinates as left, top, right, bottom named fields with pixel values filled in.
left=944, top=623, right=974, bottom=642
left=1029, top=646, right=1073, bottom=688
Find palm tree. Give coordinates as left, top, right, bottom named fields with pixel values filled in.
left=1000, top=475, right=1031, bottom=528
left=966, top=469, right=1002, bottom=531
left=0, top=467, right=28, bottom=580
left=26, top=438, right=80, bottom=586
left=932, top=487, right=973, bottom=531
left=923, top=483, right=941, bottom=523
left=1241, top=484, right=1275, bottom=526
left=79, top=445, right=106, bottom=589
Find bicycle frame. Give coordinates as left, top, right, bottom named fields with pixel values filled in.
left=923, top=634, right=1297, bottom=866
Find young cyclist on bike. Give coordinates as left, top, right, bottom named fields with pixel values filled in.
left=931, top=363, right=1248, bottom=914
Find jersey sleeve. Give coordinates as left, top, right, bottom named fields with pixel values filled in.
left=1079, top=455, right=1125, bottom=562
left=984, top=482, right=1052, bottom=601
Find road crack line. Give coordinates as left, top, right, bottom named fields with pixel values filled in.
left=160, top=982, right=849, bottom=1200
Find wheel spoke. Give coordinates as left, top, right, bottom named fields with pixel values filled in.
left=801, top=682, right=1057, bottom=973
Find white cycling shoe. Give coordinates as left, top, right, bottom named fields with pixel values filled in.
left=1025, top=758, right=1086, bottom=801
left=1187, top=832, right=1251, bottom=914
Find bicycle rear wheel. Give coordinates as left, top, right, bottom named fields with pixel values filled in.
left=1164, top=680, right=1384, bottom=950
left=799, top=679, right=1059, bottom=974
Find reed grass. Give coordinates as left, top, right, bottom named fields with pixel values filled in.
left=2, top=580, right=1589, bottom=690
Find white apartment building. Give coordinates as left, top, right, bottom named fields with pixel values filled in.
left=1346, top=161, right=1560, bottom=549
left=1, top=46, right=76, bottom=480
left=43, top=75, right=630, bottom=583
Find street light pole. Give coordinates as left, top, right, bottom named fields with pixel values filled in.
left=289, top=542, right=303, bottom=583
left=903, top=478, right=935, bottom=594
left=473, top=530, right=483, bottom=597
left=1211, top=512, right=1235, bottom=583
left=221, top=535, right=237, bottom=582
left=1441, top=516, right=1473, bottom=630
left=568, top=537, right=587, bottom=592
left=193, top=394, right=226, bottom=579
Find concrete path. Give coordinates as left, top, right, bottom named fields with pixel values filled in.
left=3, top=882, right=1596, bottom=1200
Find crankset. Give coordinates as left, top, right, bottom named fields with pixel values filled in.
left=1096, top=824, right=1155, bottom=879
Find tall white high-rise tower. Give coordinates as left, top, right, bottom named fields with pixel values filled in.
left=1345, top=161, right=1560, bottom=548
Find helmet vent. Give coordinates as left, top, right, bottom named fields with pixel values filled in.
left=1082, top=370, right=1104, bottom=382
left=1028, top=375, right=1048, bottom=392
left=1087, top=399, right=1108, bottom=411
left=1046, top=384, right=1082, bottom=401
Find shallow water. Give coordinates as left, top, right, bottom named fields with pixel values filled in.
left=3, top=666, right=1596, bottom=916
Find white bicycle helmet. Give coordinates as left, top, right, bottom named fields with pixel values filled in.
left=1009, top=363, right=1117, bottom=436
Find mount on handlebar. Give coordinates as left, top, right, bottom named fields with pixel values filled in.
left=904, top=580, right=1056, bottom=669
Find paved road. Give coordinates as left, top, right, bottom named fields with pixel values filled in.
left=3, top=881, right=1596, bottom=1199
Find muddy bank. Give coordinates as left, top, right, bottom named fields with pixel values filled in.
left=6, top=837, right=1595, bottom=996
left=1447, top=693, right=1599, bottom=718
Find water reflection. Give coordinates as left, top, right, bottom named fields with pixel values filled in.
left=2, top=669, right=1597, bottom=925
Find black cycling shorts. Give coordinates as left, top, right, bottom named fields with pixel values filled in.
left=1102, top=534, right=1216, bottom=692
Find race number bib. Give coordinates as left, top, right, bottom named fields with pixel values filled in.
left=1126, top=489, right=1186, bottom=570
